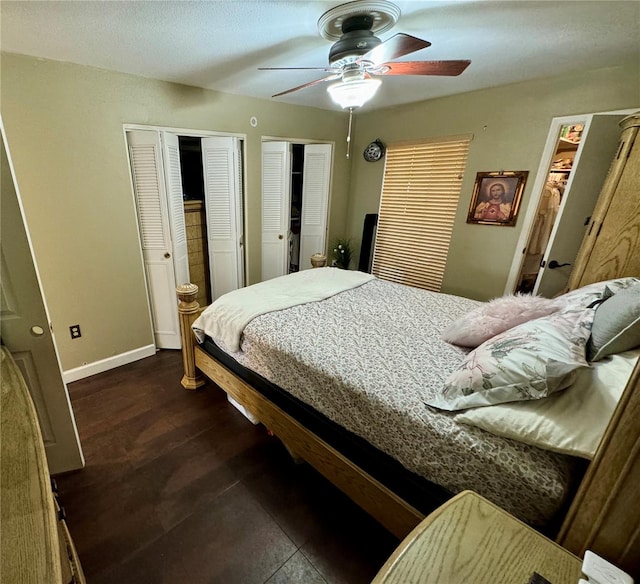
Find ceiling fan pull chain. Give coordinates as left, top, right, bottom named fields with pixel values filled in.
left=346, top=107, right=353, bottom=159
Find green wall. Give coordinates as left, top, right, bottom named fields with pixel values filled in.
left=2, top=51, right=638, bottom=373
left=1, top=53, right=351, bottom=370
left=347, top=62, right=639, bottom=301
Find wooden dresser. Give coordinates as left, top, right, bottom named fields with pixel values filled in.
left=558, top=111, right=640, bottom=579
left=0, top=346, right=85, bottom=584
left=568, top=111, right=640, bottom=288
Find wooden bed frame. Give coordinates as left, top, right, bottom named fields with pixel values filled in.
left=176, top=281, right=640, bottom=575
left=176, top=282, right=425, bottom=538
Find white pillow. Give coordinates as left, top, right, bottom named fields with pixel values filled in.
left=455, top=349, right=639, bottom=459
left=426, top=306, right=595, bottom=411
left=441, top=293, right=562, bottom=348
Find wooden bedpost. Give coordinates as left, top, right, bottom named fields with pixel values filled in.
left=176, top=283, right=205, bottom=390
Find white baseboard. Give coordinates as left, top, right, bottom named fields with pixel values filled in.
left=62, top=344, right=157, bottom=383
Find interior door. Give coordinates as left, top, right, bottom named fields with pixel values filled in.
left=0, top=127, right=84, bottom=474
left=202, top=136, right=244, bottom=299
left=126, top=129, right=183, bottom=349
left=262, top=141, right=291, bottom=281
left=535, top=115, right=626, bottom=297
left=161, top=131, right=190, bottom=287
left=299, top=143, right=332, bottom=270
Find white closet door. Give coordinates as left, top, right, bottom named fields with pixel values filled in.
left=262, top=141, right=291, bottom=281
left=126, top=129, right=181, bottom=349
left=202, top=136, right=243, bottom=300
left=299, top=143, right=332, bottom=270
left=535, top=115, right=625, bottom=297
left=161, top=132, right=190, bottom=287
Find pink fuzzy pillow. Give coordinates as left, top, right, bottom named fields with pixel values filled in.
left=442, top=293, right=562, bottom=347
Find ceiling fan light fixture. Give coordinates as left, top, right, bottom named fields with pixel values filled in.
left=327, top=77, right=381, bottom=108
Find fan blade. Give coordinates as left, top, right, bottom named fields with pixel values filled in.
left=360, top=33, right=431, bottom=66
left=272, top=74, right=340, bottom=97
left=259, top=66, right=339, bottom=72
left=375, top=60, right=471, bottom=76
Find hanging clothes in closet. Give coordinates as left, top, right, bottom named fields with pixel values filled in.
left=527, top=183, right=562, bottom=255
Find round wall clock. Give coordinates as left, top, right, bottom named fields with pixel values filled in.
left=363, top=139, right=385, bottom=162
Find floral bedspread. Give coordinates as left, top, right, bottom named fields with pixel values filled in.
left=221, top=278, right=581, bottom=527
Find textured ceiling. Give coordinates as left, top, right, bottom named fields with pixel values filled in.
left=1, top=0, right=638, bottom=111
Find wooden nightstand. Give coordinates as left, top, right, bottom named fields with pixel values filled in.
left=372, top=491, right=582, bottom=584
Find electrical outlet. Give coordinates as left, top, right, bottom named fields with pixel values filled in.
left=69, top=324, right=81, bottom=339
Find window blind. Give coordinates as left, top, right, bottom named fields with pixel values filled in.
left=372, top=135, right=472, bottom=291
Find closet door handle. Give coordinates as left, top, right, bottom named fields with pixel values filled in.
left=278, top=234, right=284, bottom=240
left=164, top=252, right=171, bottom=259
left=548, top=260, right=571, bottom=269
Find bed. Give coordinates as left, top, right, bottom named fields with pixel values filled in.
left=176, top=269, right=640, bottom=563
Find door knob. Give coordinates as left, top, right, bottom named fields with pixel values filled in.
left=30, top=325, right=45, bottom=336
left=548, top=260, right=571, bottom=269
left=278, top=234, right=284, bottom=240
left=164, top=252, right=171, bottom=259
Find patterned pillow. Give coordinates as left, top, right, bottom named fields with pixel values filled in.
left=441, top=293, right=562, bottom=348
left=556, top=276, right=640, bottom=309
left=426, top=306, right=595, bottom=411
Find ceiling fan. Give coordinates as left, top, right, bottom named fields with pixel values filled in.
left=259, top=0, right=471, bottom=109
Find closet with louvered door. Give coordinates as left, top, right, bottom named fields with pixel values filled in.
left=127, top=129, right=245, bottom=348
left=261, top=141, right=332, bottom=281
left=567, top=112, right=640, bottom=289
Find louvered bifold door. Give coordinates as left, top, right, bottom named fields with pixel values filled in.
left=202, top=136, right=243, bottom=300
left=299, top=143, right=332, bottom=270
left=126, top=130, right=181, bottom=349
left=161, top=132, right=190, bottom=287
left=261, top=141, right=291, bottom=281
left=372, top=136, right=471, bottom=291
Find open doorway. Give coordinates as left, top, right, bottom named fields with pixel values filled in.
left=178, top=136, right=211, bottom=308
left=514, top=124, right=582, bottom=293
left=506, top=111, right=631, bottom=298
left=289, top=143, right=303, bottom=273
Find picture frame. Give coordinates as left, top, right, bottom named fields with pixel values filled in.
left=466, top=171, right=528, bottom=226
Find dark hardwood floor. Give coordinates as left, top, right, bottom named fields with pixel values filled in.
left=55, top=350, right=399, bottom=584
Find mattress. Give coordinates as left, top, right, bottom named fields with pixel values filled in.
left=210, top=278, right=584, bottom=527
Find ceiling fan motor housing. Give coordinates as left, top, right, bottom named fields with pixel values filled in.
left=329, top=14, right=382, bottom=67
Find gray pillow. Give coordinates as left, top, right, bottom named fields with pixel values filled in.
left=588, top=283, right=640, bottom=361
